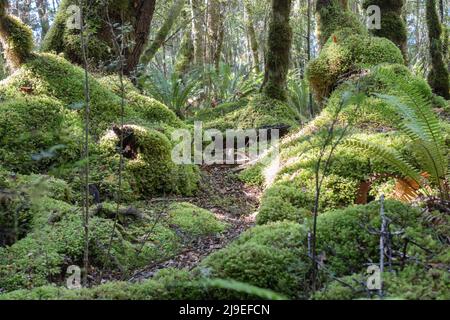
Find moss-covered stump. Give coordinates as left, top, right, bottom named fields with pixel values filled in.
left=198, top=94, right=300, bottom=133
left=307, top=29, right=404, bottom=103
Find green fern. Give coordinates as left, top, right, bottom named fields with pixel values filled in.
left=345, top=69, right=449, bottom=199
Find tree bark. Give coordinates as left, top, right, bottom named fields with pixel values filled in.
left=426, top=0, right=449, bottom=98
left=36, top=0, right=50, bottom=41
left=363, top=0, right=408, bottom=63
left=262, top=0, right=292, bottom=101
left=42, top=0, right=156, bottom=75
left=190, top=0, right=204, bottom=66
left=244, top=1, right=260, bottom=73
left=0, top=0, right=34, bottom=71
left=140, top=0, right=185, bottom=66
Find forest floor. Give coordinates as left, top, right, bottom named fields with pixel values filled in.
left=128, top=165, right=261, bottom=282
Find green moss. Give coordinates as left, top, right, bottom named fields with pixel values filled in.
left=315, top=0, right=366, bottom=47
left=0, top=268, right=207, bottom=300
left=257, top=188, right=311, bottom=225
left=198, top=221, right=310, bottom=299
left=0, top=14, right=34, bottom=70
left=307, top=30, right=404, bottom=103
left=0, top=95, right=81, bottom=173
left=236, top=94, right=300, bottom=129
left=363, top=1, right=407, bottom=61
left=313, top=200, right=438, bottom=276
left=41, top=0, right=135, bottom=69
left=314, top=266, right=450, bottom=300
left=168, top=202, right=228, bottom=237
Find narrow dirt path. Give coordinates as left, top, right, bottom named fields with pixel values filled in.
left=129, top=165, right=261, bottom=281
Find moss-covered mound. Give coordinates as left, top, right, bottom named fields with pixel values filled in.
left=198, top=94, right=300, bottom=132
left=198, top=221, right=310, bottom=299
left=0, top=183, right=224, bottom=292
left=0, top=95, right=82, bottom=173
left=91, top=125, right=199, bottom=199
left=307, top=30, right=404, bottom=103
left=0, top=53, right=198, bottom=197
left=0, top=53, right=183, bottom=136
left=168, top=202, right=228, bottom=237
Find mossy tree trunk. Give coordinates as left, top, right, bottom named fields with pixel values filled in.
left=42, top=0, right=156, bottom=75
left=174, top=11, right=194, bottom=75
left=190, top=0, right=204, bottom=67
left=140, top=0, right=186, bottom=66
left=363, top=0, right=408, bottom=63
left=315, top=0, right=363, bottom=48
left=261, top=0, right=292, bottom=102
left=244, top=0, right=260, bottom=73
left=0, top=0, right=34, bottom=71
left=206, top=0, right=224, bottom=70
left=36, top=0, right=50, bottom=41
left=426, top=0, right=449, bottom=99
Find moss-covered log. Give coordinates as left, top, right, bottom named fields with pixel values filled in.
left=262, top=0, right=293, bottom=101
left=363, top=0, right=408, bottom=62
left=42, top=0, right=156, bottom=74
left=426, top=0, right=449, bottom=99
left=0, top=0, right=33, bottom=71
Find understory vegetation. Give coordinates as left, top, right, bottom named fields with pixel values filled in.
left=0, top=0, right=448, bottom=301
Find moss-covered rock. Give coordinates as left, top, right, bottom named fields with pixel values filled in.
left=314, top=265, right=450, bottom=300
left=313, top=200, right=442, bottom=276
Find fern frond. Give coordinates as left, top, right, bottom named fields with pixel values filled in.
left=343, top=139, right=424, bottom=186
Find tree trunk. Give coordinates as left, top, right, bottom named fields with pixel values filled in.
left=174, top=11, right=194, bottom=75
left=140, top=0, right=185, bottom=66
left=363, top=0, right=408, bottom=63
left=0, top=0, right=34, bottom=71
left=244, top=1, right=260, bottom=73
left=36, top=0, right=50, bottom=41
left=206, top=0, right=224, bottom=69
left=315, top=0, right=360, bottom=48
left=42, top=0, right=156, bottom=75
left=262, top=0, right=292, bottom=101
left=426, top=0, right=449, bottom=99
left=190, top=0, right=204, bottom=67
